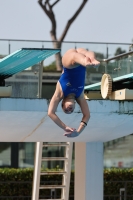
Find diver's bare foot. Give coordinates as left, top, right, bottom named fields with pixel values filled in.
left=84, top=57, right=100, bottom=67
left=84, top=57, right=92, bottom=66
left=90, top=58, right=100, bottom=66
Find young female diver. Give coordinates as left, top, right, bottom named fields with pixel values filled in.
left=48, top=48, right=100, bottom=137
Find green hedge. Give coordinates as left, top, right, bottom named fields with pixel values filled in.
left=0, top=168, right=133, bottom=198
left=104, top=168, right=133, bottom=196
left=0, top=168, right=74, bottom=199
left=0, top=168, right=33, bottom=198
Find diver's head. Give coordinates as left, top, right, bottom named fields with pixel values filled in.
left=62, top=96, right=76, bottom=114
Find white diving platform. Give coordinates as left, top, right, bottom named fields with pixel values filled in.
left=0, top=98, right=133, bottom=142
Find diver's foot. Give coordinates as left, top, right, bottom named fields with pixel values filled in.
left=84, top=57, right=100, bottom=67
left=84, top=57, right=92, bottom=66
left=90, top=58, right=100, bottom=66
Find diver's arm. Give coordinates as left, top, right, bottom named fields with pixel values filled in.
left=76, top=93, right=90, bottom=134
left=48, top=94, right=66, bottom=130
left=64, top=92, right=90, bottom=137
left=48, top=84, right=74, bottom=132
left=64, top=95, right=90, bottom=137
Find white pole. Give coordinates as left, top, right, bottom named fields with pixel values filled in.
left=75, top=142, right=103, bottom=200
left=32, top=142, right=43, bottom=200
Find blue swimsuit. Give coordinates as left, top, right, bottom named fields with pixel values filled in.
left=59, top=65, right=86, bottom=98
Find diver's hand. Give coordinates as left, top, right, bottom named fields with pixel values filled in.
left=64, top=130, right=79, bottom=138
left=64, top=126, right=76, bottom=133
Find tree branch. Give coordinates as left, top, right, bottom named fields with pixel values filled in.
left=46, top=0, right=52, bottom=13
left=51, top=0, right=61, bottom=8
left=59, top=0, right=89, bottom=42
left=38, top=0, right=57, bottom=40
left=38, top=0, right=51, bottom=19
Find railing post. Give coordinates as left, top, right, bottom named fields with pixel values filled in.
left=120, top=188, right=126, bottom=200
left=38, top=61, right=43, bottom=98
left=8, top=41, right=10, bottom=54
left=106, top=45, right=108, bottom=58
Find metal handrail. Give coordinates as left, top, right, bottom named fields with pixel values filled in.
left=0, top=38, right=131, bottom=45
left=0, top=38, right=133, bottom=63
left=103, top=50, right=133, bottom=62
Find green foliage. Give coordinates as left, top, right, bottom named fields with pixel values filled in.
left=0, top=168, right=74, bottom=198
left=95, top=52, right=105, bottom=60
left=104, top=168, right=133, bottom=196
left=43, top=61, right=57, bottom=71
left=114, top=47, right=126, bottom=56
left=0, top=168, right=33, bottom=197
left=0, top=168, right=133, bottom=198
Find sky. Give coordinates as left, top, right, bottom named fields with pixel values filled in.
left=0, top=0, right=133, bottom=62
left=0, top=0, right=133, bottom=43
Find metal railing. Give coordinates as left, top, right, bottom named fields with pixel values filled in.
left=101, top=48, right=133, bottom=78
left=103, top=50, right=133, bottom=62
left=0, top=38, right=132, bottom=59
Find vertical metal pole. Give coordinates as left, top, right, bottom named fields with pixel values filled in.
left=32, top=142, right=43, bottom=200
left=75, top=43, right=77, bottom=49
left=8, top=41, right=11, bottom=55
left=11, top=142, right=19, bottom=168
left=38, top=44, right=44, bottom=98
left=127, top=55, right=131, bottom=74
left=38, top=62, right=43, bottom=98
left=120, top=188, right=126, bottom=200
left=106, top=45, right=108, bottom=59
left=104, top=62, right=107, bottom=74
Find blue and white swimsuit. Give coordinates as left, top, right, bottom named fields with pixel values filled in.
left=59, top=65, right=86, bottom=98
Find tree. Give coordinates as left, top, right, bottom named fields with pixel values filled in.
left=38, top=0, right=89, bottom=71
left=114, top=47, right=126, bottom=56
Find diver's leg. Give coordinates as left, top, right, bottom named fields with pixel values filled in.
left=76, top=48, right=100, bottom=66
left=62, top=48, right=100, bottom=68
left=62, top=48, right=92, bottom=68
